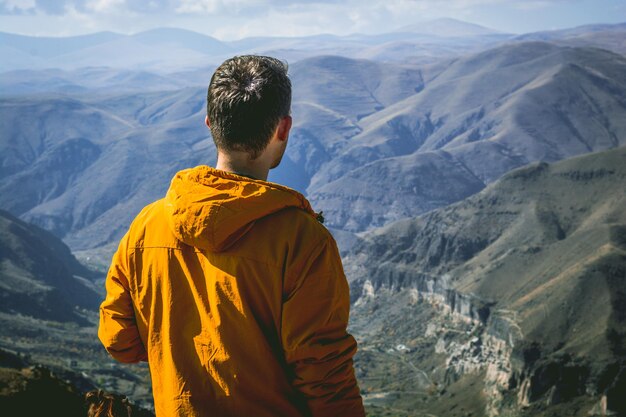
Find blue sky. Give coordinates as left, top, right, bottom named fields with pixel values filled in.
left=1, top=0, right=625, bottom=39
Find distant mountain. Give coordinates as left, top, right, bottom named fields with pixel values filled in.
left=516, top=22, right=626, bottom=54
left=0, top=28, right=230, bottom=72
left=307, top=42, right=626, bottom=232
left=345, top=146, right=626, bottom=416
left=0, top=67, right=197, bottom=95
left=397, top=18, right=501, bottom=37
left=233, top=27, right=511, bottom=64
left=0, top=22, right=512, bottom=72
left=0, top=210, right=101, bottom=325
left=5, top=20, right=623, bottom=75
left=0, top=31, right=123, bottom=72
left=130, top=27, right=231, bottom=55
left=44, top=38, right=211, bottom=73
left=0, top=31, right=123, bottom=59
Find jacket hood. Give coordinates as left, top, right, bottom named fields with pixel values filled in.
left=164, top=166, right=316, bottom=252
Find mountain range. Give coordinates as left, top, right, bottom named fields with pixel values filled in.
left=0, top=18, right=511, bottom=70
left=516, top=22, right=626, bottom=54
left=3, top=20, right=625, bottom=75
left=2, top=39, right=625, bottom=260
left=306, top=42, right=626, bottom=232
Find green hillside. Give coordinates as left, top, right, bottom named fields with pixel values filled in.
left=346, top=146, right=626, bottom=416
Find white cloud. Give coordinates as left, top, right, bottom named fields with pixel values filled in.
left=174, top=0, right=263, bottom=14
left=175, top=0, right=220, bottom=13
left=3, top=0, right=35, bottom=7
left=0, top=0, right=613, bottom=38
left=513, top=0, right=562, bottom=10
left=0, top=0, right=35, bottom=14
left=86, top=0, right=125, bottom=13
left=0, top=0, right=582, bottom=17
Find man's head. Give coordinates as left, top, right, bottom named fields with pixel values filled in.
left=207, top=55, right=292, bottom=160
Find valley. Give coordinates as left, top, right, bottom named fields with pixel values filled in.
left=1, top=19, right=625, bottom=416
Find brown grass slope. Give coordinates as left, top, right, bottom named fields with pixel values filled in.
left=0, top=210, right=101, bottom=325
left=346, top=146, right=626, bottom=413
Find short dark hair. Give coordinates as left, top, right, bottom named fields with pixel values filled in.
left=207, top=55, right=291, bottom=158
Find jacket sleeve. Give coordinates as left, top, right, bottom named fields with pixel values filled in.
left=98, top=232, right=147, bottom=363
left=281, top=234, right=365, bottom=417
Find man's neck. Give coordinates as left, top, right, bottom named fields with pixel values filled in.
left=215, top=151, right=270, bottom=181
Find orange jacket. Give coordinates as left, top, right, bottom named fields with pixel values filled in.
left=98, top=166, right=364, bottom=417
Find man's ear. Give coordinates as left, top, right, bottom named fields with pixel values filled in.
left=277, top=115, right=292, bottom=142
left=205, top=115, right=211, bottom=128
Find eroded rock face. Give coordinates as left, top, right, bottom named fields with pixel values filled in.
left=351, top=282, right=625, bottom=417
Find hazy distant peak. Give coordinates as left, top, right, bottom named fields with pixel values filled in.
left=129, top=27, right=231, bottom=55
left=512, top=21, right=626, bottom=55
left=0, top=30, right=122, bottom=41
left=517, top=21, right=626, bottom=39
left=131, top=27, right=223, bottom=42
left=0, top=30, right=124, bottom=60
left=396, top=18, right=501, bottom=37
left=293, top=54, right=370, bottom=68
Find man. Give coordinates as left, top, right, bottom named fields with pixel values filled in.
left=98, top=55, right=365, bottom=417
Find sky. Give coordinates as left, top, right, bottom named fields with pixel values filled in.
left=0, top=0, right=625, bottom=39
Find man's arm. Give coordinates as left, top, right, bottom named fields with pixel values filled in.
left=281, top=234, right=365, bottom=417
left=98, top=232, right=147, bottom=363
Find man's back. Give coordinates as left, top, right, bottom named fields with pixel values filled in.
left=99, top=166, right=364, bottom=416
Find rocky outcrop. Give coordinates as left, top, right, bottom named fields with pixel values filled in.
left=353, top=279, right=626, bottom=416
left=354, top=269, right=492, bottom=325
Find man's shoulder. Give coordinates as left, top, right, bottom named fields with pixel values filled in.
left=134, top=198, right=165, bottom=221
left=249, top=206, right=339, bottom=261
left=125, top=199, right=179, bottom=249
left=265, top=205, right=331, bottom=240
